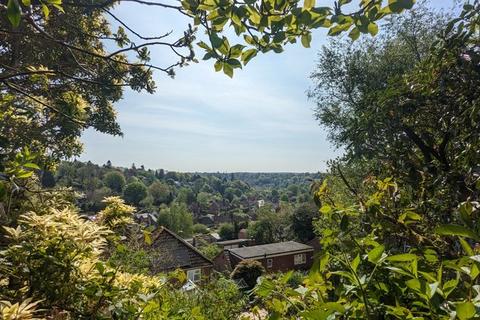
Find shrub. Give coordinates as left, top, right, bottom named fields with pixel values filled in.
left=231, top=259, right=265, bottom=289
left=192, top=223, right=209, bottom=235
left=97, top=196, right=136, bottom=230
left=219, top=223, right=235, bottom=240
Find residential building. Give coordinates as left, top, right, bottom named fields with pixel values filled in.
left=149, top=227, right=214, bottom=282
left=227, top=241, right=314, bottom=272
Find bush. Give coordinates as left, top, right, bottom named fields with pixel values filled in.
left=97, top=196, right=136, bottom=230
left=192, top=223, right=209, bottom=235
left=231, top=259, right=265, bottom=289
left=219, top=223, right=235, bottom=240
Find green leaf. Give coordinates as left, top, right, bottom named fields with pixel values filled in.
left=226, top=58, right=242, bottom=69
left=241, top=48, right=257, bottom=65
left=210, top=32, right=223, bottom=49
left=388, top=0, right=415, bottom=13
left=328, top=23, right=350, bottom=36
left=348, top=27, right=360, bottom=40
left=255, top=278, right=275, bottom=297
left=435, top=225, right=479, bottom=240
left=387, top=253, right=417, bottom=262
left=460, top=238, right=474, bottom=256
left=214, top=60, right=223, bottom=72
left=17, top=171, right=33, bottom=179
left=303, top=0, right=315, bottom=10
left=7, top=0, right=21, bottom=27
left=23, top=163, right=40, bottom=170
left=229, top=44, right=245, bottom=58
left=351, top=254, right=360, bottom=272
left=223, top=63, right=233, bottom=78
left=41, top=4, right=50, bottom=18
left=330, top=270, right=355, bottom=283
left=301, top=33, right=312, bottom=48
left=442, top=278, right=458, bottom=298
left=21, top=0, right=31, bottom=5
left=367, top=22, right=379, bottom=36
left=368, top=245, right=385, bottom=264
left=197, top=41, right=211, bottom=50
left=456, top=302, right=476, bottom=320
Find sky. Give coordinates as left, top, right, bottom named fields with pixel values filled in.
left=79, top=0, right=455, bottom=173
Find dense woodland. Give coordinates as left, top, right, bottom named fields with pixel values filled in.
left=52, top=160, right=321, bottom=242
left=1, top=0, right=480, bottom=319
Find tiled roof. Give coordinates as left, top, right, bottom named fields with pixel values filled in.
left=228, top=241, right=313, bottom=259
left=149, top=227, right=213, bottom=273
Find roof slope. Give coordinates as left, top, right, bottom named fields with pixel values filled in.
left=149, top=227, right=213, bottom=273
left=228, top=241, right=313, bottom=259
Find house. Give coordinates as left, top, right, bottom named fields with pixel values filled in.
left=212, top=238, right=252, bottom=273
left=149, top=227, right=214, bottom=282
left=227, top=241, right=314, bottom=273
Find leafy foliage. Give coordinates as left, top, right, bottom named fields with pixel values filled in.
left=231, top=259, right=265, bottom=289
left=123, top=181, right=148, bottom=205
left=246, top=3, right=480, bottom=319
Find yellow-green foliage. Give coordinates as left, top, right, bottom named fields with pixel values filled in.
left=97, top=196, right=136, bottom=229
left=0, top=298, right=43, bottom=320
left=0, top=198, right=246, bottom=319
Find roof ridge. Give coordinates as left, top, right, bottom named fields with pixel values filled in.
left=158, top=226, right=213, bottom=264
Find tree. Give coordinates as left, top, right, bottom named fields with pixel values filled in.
left=218, top=223, right=235, bottom=240
left=196, top=192, right=212, bottom=211
left=148, top=180, right=173, bottom=205
left=176, top=187, right=196, bottom=205
left=248, top=204, right=291, bottom=244
left=308, top=4, right=473, bottom=219
left=0, top=0, right=413, bottom=172
left=157, top=202, right=194, bottom=237
left=103, top=171, right=126, bottom=193
left=291, top=203, right=317, bottom=242
left=230, top=259, right=265, bottom=289
left=123, top=181, right=147, bottom=206
left=192, top=223, right=210, bottom=235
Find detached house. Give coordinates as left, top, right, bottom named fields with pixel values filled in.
left=149, top=227, right=214, bottom=282
left=227, top=241, right=314, bottom=272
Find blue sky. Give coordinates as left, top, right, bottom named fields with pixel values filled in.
left=80, top=0, right=454, bottom=172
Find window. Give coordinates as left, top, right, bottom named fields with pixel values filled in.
left=294, top=253, right=306, bottom=265
left=267, top=258, right=273, bottom=268
left=187, top=269, right=201, bottom=282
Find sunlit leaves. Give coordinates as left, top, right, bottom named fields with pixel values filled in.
left=241, top=48, right=257, bottom=65
left=301, top=33, right=312, bottom=48
left=367, top=245, right=385, bottom=264
left=456, top=302, right=476, bottom=320
left=5, top=0, right=63, bottom=26
left=182, top=0, right=416, bottom=77
left=435, top=225, right=479, bottom=241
